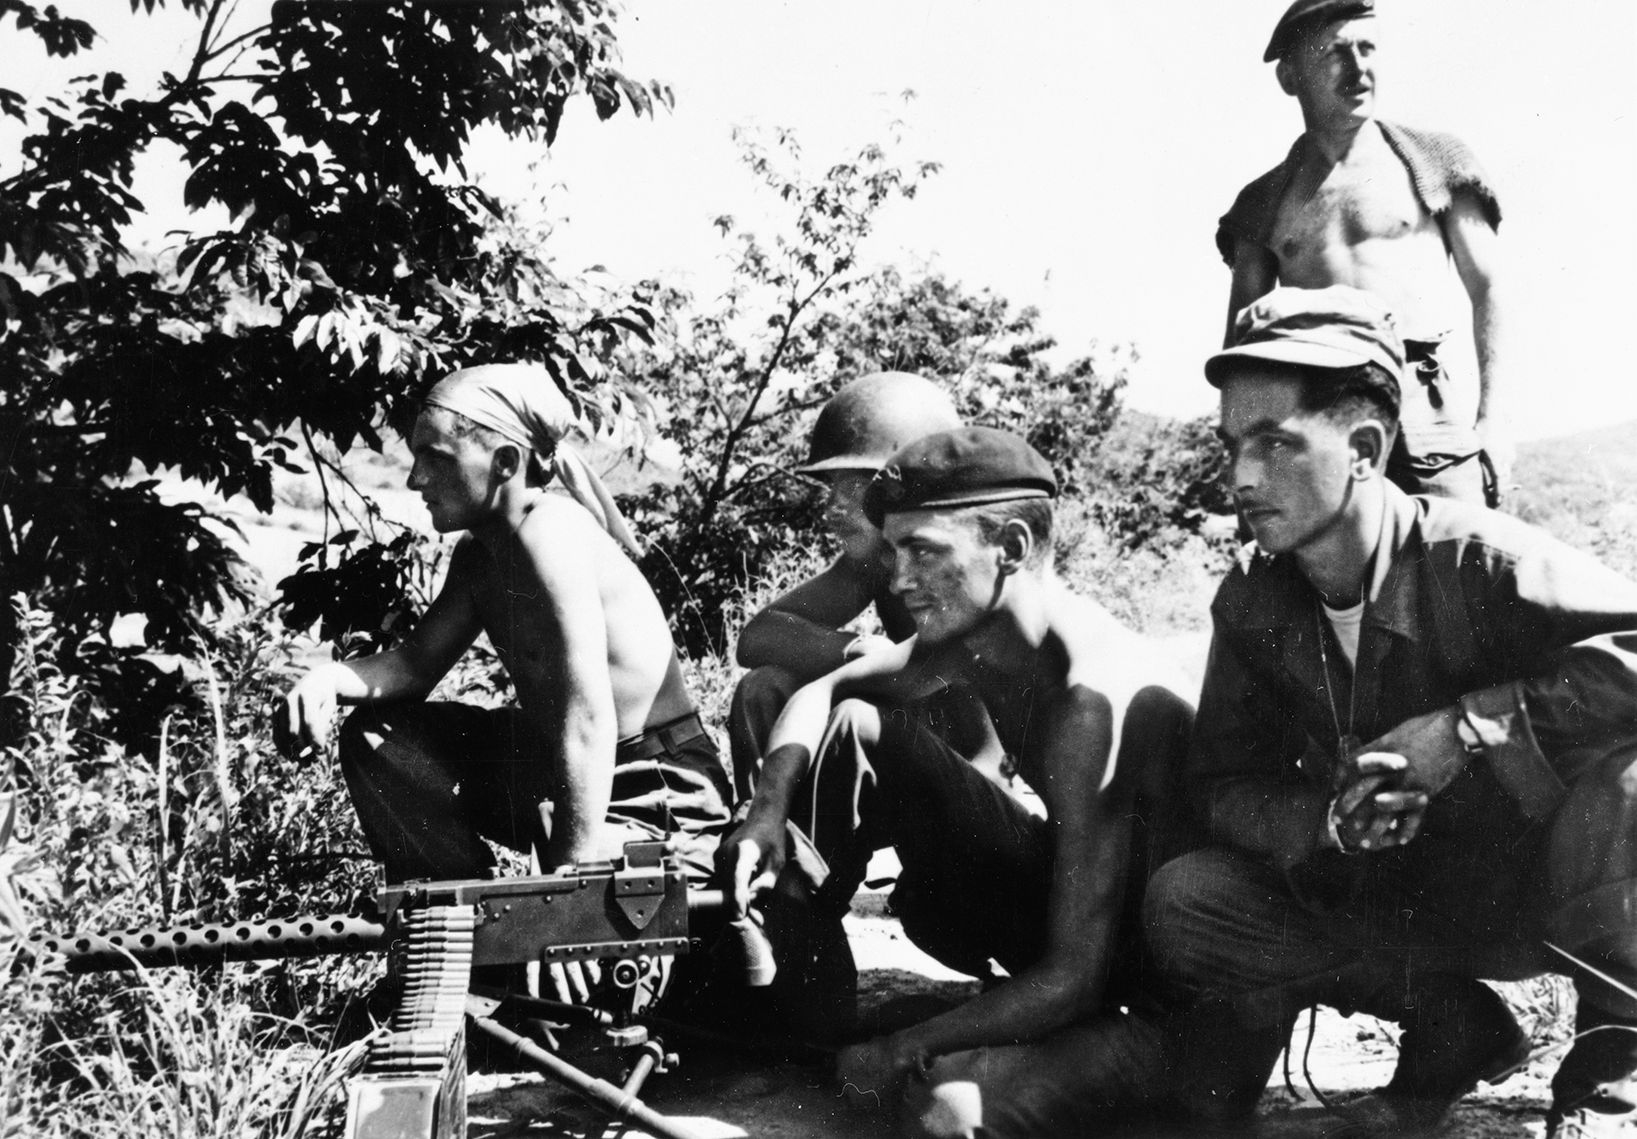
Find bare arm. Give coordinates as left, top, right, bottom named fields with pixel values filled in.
left=1225, top=240, right=1280, bottom=346
left=877, top=686, right=1128, bottom=1064
left=735, top=557, right=887, bottom=678
left=279, top=542, right=483, bottom=758
left=1444, top=192, right=1513, bottom=488
left=513, top=514, right=621, bottom=868
left=716, top=639, right=930, bottom=917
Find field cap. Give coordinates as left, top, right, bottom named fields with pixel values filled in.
left=864, top=427, right=1056, bottom=526
left=1205, top=285, right=1405, bottom=395
left=1265, top=0, right=1374, bottom=62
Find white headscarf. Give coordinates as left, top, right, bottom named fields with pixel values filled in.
left=422, top=363, right=642, bottom=558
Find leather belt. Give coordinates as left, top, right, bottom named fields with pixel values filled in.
left=616, top=712, right=708, bottom=761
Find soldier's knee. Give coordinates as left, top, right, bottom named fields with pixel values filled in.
left=1142, top=853, right=1198, bottom=949
left=733, top=665, right=800, bottom=718
left=1145, top=849, right=1254, bottom=977
left=1549, top=748, right=1637, bottom=878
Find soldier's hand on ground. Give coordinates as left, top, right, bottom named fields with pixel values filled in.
left=836, top=1034, right=927, bottom=1112
left=276, top=671, right=340, bottom=763
left=715, top=814, right=785, bottom=921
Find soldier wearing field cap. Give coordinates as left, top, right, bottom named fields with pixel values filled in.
left=1145, top=285, right=1637, bottom=1138
left=719, top=427, right=1197, bottom=1137
left=1219, top=0, right=1515, bottom=507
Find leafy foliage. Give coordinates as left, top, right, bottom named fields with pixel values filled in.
left=1084, top=411, right=1232, bottom=551
left=1, top=0, right=666, bottom=742
left=620, top=124, right=1160, bottom=653
left=610, top=123, right=930, bottom=643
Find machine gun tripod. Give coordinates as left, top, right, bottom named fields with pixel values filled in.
left=25, top=840, right=772, bottom=1139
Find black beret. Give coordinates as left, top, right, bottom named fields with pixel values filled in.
left=863, top=427, right=1057, bottom=527
left=1265, top=0, right=1374, bottom=62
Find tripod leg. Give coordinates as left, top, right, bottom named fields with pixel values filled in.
left=466, top=1014, right=702, bottom=1139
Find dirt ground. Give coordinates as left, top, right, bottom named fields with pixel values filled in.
left=461, top=887, right=1574, bottom=1139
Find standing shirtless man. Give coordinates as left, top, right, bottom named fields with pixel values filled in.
left=1219, top=0, right=1513, bottom=505
left=278, top=364, right=732, bottom=895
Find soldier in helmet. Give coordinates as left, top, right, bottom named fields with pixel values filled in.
left=718, top=428, right=1195, bottom=1135
left=728, top=371, right=963, bottom=798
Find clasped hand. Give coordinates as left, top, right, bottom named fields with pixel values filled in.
left=1330, top=705, right=1468, bottom=852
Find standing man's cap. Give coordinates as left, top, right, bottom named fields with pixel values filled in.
left=864, top=427, right=1056, bottom=526
left=1264, top=0, right=1374, bottom=62
left=1205, top=285, right=1405, bottom=398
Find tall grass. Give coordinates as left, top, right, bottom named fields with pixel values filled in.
left=2, top=594, right=377, bottom=1138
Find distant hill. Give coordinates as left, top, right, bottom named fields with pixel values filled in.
left=1511, top=420, right=1637, bottom=576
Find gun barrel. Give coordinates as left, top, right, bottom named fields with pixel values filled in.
left=27, top=914, right=387, bottom=973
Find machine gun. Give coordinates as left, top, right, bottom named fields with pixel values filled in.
left=24, top=840, right=771, bottom=1139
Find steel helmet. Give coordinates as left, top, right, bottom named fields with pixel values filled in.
left=797, top=371, right=962, bottom=475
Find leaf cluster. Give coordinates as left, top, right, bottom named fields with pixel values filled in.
left=2, top=0, right=666, bottom=733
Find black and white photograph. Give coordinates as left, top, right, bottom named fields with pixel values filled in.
left=4, top=2, right=1635, bottom=1136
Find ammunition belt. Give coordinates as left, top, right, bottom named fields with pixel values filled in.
left=366, top=904, right=475, bottom=1075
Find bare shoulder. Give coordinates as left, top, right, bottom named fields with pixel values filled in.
left=1048, top=587, right=1191, bottom=707
left=513, top=493, right=627, bottom=578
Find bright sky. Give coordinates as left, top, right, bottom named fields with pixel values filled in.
left=10, top=1, right=1636, bottom=439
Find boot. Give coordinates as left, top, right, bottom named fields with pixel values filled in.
left=1548, top=1004, right=1637, bottom=1138
left=1329, top=975, right=1530, bottom=1137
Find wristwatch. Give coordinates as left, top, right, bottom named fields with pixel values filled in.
left=1454, top=707, right=1486, bottom=757
left=1325, top=795, right=1363, bottom=855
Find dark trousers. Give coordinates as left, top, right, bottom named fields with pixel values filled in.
left=1144, top=744, right=1637, bottom=1115
left=727, top=664, right=801, bottom=803
left=794, top=696, right=1054, bottom=976
left=337, top=701, right=727, bottom=887
left=795, top=697, right=1180, bottom=1138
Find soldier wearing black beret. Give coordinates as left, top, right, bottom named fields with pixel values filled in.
left=1218, top=0, right=1516, bottom=509
left=718, top=427, right=1198, bottom=1136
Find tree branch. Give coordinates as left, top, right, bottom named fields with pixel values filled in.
left=696, top=266, right=842, bottom=530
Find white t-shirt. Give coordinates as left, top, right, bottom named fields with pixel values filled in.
left=1322, top=599, right=1365, bottom=668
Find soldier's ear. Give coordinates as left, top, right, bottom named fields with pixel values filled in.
left=1348, top=420, right=1390, bottom=480
left=997, top=518, right=1033, bottom=575
left=491, top=443, right=523, bottom=481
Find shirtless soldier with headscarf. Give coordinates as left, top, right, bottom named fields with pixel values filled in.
left=277, top=363, right=733, bottom=905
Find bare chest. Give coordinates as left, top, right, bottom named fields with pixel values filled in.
left=469, top=572, right=569, bottom=686
left=972, top=674, right=1059, bottom=776
left=1271, top=151, right=1435, bottom=270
